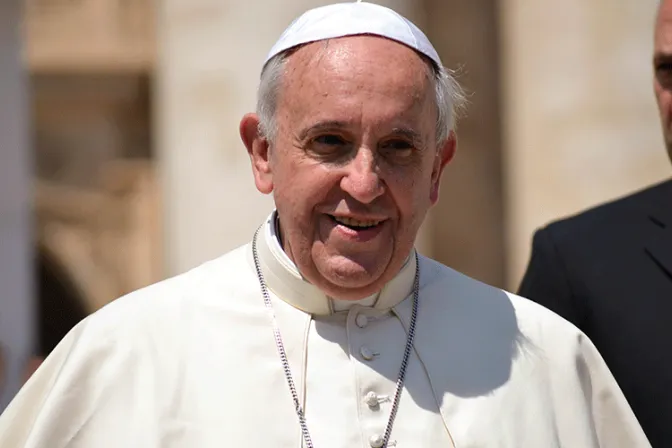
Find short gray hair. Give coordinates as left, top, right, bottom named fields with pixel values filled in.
left=256, top=47, right=466, bottom=145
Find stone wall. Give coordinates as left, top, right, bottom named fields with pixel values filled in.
left=25, top=0, right=154, bottom=72
left=424, top=0, right=506, bottom=288
left=0, top=0, right=33, bottom=410
left=500, top=0, right=671, bottom=288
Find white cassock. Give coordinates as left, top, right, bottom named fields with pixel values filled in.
left=0, top=212, right=650, bottom=447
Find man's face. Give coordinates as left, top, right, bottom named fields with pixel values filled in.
left=654, top=0, right=672, bottom=162
left=243, top=36, right=455, bottom=300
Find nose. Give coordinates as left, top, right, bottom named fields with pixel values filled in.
left=339, top=148, right=384, bottom=204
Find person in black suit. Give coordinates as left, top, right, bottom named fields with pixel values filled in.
left=518, top=3, right=672, bottom=446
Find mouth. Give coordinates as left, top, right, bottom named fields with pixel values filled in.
left=328, top=215, right=385, bottom=231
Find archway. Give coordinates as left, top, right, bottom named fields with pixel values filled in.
left=34, top=249, right=89, bottom=359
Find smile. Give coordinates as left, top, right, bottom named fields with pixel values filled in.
left=328, top=215, right=384, bottom=230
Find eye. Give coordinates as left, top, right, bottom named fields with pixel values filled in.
left=384, top=139, right=413, bottom=150
left=655, top=59, right=672, bottom=76
left=381, top=139, right=415, bottom=157
left=656, top=62, right=672, bottom=89
left=313, top=134, right=347, bottom=146
left=657, top=61, right=672, bottom=71
left=307, top=134, right=352, bottom=159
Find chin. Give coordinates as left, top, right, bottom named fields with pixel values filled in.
left=314, top=256, right=391, bottom=299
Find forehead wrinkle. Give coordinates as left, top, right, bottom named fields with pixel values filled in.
left=288, top=37, right=430, bottom=90
left=280, top=36, right=436, bottom=138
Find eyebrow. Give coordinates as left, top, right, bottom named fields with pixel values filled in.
left=390, top=127, right=424, bottom=146
left=298, top=121, right=350, bottom=141
left=298, top=121, right=424, bottom=144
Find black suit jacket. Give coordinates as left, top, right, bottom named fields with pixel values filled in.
left=518, top=179, right=672, bottom=447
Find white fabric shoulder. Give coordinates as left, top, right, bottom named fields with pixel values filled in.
left=0, top=244, right=258, bottom=448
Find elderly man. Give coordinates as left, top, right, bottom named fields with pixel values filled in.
left=0, top=2, right=650, bottom=447
left=518, top=2, right=672, bottom=446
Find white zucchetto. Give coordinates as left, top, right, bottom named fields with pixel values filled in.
left=264, top=1, right=442, bottom=68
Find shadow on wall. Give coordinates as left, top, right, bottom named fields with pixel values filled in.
left=24, top=248, right=90, bottom=380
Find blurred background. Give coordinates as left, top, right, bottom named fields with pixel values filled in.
left=0, top=0, right=669, bottom=408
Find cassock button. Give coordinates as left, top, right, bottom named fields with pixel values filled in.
left=364, top=391, right=379, bottom=408
left=355, top=314, right=369, bottom=328
left=369, top=434, right=385, bottom=448
left=360, top=346, right=376, bottom=361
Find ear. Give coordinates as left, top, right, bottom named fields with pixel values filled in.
left=429, top=131, right=457, bottom=205
left=240, top=113, right=274, bottom=194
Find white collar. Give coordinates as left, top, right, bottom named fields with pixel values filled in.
left=256, top=211, right=417, bottom=316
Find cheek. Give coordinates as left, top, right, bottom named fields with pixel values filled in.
left=386, top=172, right=432, bottom=222
left=656, top=89, right=672, bottom=119
left=665, top=100, right=672, bottom=122
left=274, top=165, right=338, bottom=217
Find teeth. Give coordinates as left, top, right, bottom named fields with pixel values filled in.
left=333, top=216, right=382, bottom=228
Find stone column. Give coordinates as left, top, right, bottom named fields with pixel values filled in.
left=423, top=0, right=505, bottom=287
left=155, top=0, right=429, bottom=275
left=500, top=0, right=669, bottom=288
left=0, top=0, right=34, bottom=409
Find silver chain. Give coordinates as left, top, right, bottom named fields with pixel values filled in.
left=251, top=227, right=420, bottom=448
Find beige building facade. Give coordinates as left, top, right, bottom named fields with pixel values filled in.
left=500, top=0, right=670, bottom=285
left=1, top=0, right=669, bottom=406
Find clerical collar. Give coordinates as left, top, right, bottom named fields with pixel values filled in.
left=256, top=211, right=417, bottom=316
